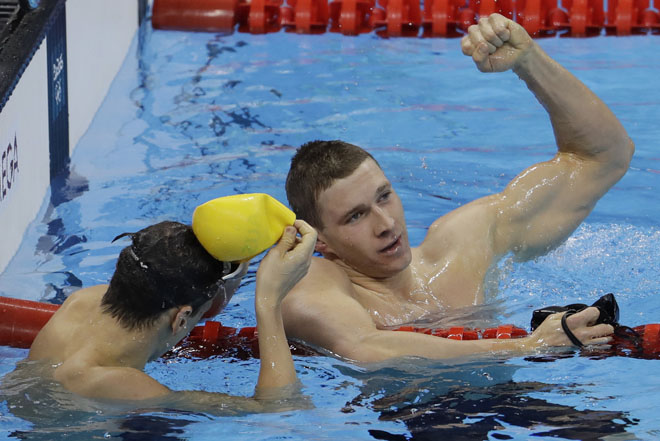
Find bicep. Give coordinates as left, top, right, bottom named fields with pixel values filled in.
left=492, top=153, right=612, bottom=259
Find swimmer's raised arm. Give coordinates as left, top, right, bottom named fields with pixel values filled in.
left=178, top=220, right=317, bottom=410
left=168, top=221, right=318, bottom=413
left=459, top=14, right=633, bottom=260
left=254, top=220, right=316, bottom=394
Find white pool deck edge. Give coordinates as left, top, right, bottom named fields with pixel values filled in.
left=0, top=0, right=144, bottom=274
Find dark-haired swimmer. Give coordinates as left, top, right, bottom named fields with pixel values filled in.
left=23, top=219, right=316, bottom=411
left=281, top=14, right=634, bottom=362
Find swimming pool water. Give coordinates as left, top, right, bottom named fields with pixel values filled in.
left=1, top=16, right=660, bottom=441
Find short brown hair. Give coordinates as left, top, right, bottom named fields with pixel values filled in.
left=286, top=140, right=378, bottom=229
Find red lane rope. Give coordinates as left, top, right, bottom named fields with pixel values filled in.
left=0, top=297, right=59, bottom=349
left=2, top=295, right=660, bottom=360
left=152, top=0, right=660, bottom=37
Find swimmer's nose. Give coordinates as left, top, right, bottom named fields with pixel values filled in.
left=373, top=206, right=395, bottom=237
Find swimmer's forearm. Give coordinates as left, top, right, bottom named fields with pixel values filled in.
left=254, top=295, right=299, bottom=396
left=354, top=330, right=542, bottom=362
left=171, top=389, right=306, bottom=414
left=513, top=43, right=633, bottom=164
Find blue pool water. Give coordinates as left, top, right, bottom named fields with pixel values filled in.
left=1, top=17, right=660, bottom=440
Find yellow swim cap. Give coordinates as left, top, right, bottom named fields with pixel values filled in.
left=192, top=193, right=296, bottom=262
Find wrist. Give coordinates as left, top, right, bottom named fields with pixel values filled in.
left=520, top=335, right=540, bottom=350
left=255, top=291, right=283, bottom=316
left=520, top=333, right=545, bottom=352
left=512, top=42, right=543, bottom=77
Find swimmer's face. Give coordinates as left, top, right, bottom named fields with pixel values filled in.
left=158, top=263, right=249, bottom=360
left=316, top=159, right=412, bottom=278
left=158, top=297, right=215, bottom=359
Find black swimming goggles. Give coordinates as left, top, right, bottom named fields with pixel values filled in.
left=530, top=293, right=620, bottom=331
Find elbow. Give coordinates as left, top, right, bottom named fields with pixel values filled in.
left=612, top=137, right=635, bottom=180
left=625, top=137, right=635, bottom=166
left=598, top=136, right=634, bottom=182
left=620, top=137, right=635, bottom=168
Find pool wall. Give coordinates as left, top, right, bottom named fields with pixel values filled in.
left=0, top=0, right=147, bottom=273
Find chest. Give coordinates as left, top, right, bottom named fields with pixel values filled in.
left=411, top=255, right=487, bottom=308
left=353, top=256, right=489, bottom=327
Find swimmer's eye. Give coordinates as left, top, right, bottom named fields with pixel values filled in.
left=346, top=211, right=364, bottom=224
left=377, top=191, right=391, bottom=203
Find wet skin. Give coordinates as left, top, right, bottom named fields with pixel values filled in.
left=316, top=159, right=412, bottom=280
left=281, top=15, right=632, bottom=362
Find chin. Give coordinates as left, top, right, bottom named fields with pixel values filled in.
left=372, top=253, right=413, bottom=278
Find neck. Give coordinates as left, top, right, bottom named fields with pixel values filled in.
left=94, top=312, right=173, bottom=369
left=333, top=258, right=416, bottom=300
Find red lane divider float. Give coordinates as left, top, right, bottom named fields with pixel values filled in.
left=0, top=297, right=59, bottom=349
left=282, top=0, right=330, bottom=34
left=2, top=296, right=660, bottom=360
left=394, top=324, right=528, bottom=339
left=152, top=0, right=240, bottom=32
left=151, top=0, right=660, bottom=37
left=372, top=0, right=423, bottom=37
left=164, top=319, right=321, bottom=359
left=606, top=0, right=660, bottom=35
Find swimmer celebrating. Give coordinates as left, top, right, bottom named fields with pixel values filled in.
left=281, top=14, right=634, bottom=362
left=22, top=219, right=316, bottom=411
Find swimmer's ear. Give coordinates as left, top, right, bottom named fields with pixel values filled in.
left=171, top=306, right=193, bottom=334
left=314, top=233, right=335, bottom=257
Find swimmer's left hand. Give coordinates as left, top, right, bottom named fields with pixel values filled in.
left=461, top=13, right=534, bottom=73
left=531, top=307, right=614, bottom=348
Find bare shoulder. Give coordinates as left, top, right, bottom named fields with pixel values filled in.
left=281, top=256, right=375, bottom=353
left=58, top=285, right=107, bottom=311
left=29, top=285, right=108, bottom=361
left=43, top=285, right=107, bottom=325
left=419, top=195, right=500, bottom=260
left=282, top=256, right=354, bottom=318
